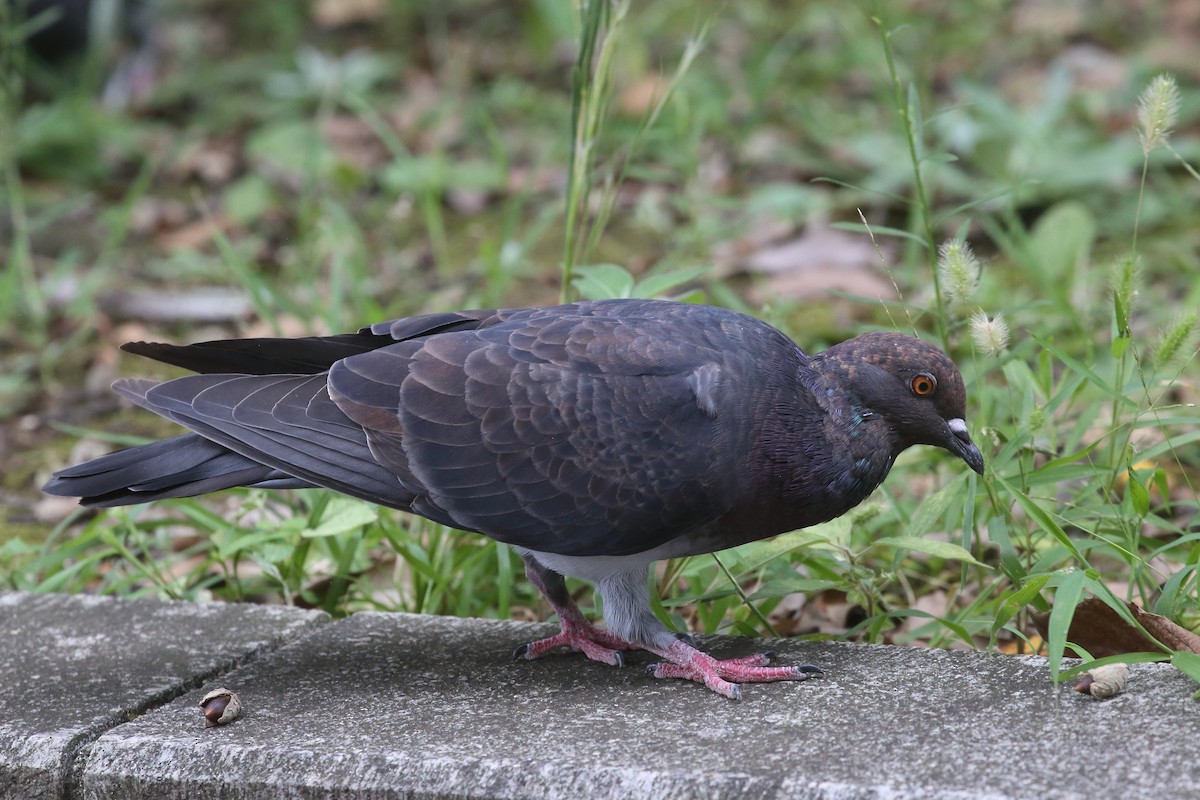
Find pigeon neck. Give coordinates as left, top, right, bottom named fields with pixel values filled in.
left=742, top=361, right=897, bottom=534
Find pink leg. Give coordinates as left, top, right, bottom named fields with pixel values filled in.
left=514, top=555, right=637, bottom=667
left=646, top=639, right=822, bottom=700
left=513, top=603, right=637, bottom=667
left=516, top=555, right=821, bottom=697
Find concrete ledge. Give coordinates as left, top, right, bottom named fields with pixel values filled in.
left=0, top=592, right=326, bottom=799
left=2, top=592, right=1197, bottom=799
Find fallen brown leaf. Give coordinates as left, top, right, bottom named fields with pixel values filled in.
left=312, top=0, right=385, bottom=28
left=99, top=287, right=253, bottom=323
left=1032, top=597, right=1200, bottom=658
left=172, top=138, right=240, bottom=185
left=618, top=75, right=671, bottom=117
left=740, top=224, right=896, bottom=305
left=155, top=215, right=231, bottom=253
left=322, top=114, right=390, bottom=172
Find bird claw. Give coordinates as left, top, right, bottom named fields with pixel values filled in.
left=646, top=642, right=821, bottom=699
left=514, top=620, right=635, bottom=668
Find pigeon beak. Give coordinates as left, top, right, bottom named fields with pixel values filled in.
left=946, top=418, right=985, bottom=475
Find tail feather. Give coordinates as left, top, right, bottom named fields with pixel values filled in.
left=120, top=332, right=389, bottom=376
left=113, top=373, right=414, bottom=510
left=42, top=433, right=312, bottom=508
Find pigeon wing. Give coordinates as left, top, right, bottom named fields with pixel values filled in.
left=330, top=309, right=740, bottom=557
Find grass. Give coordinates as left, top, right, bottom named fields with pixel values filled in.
left=3, top=1, right=1198, bottom=688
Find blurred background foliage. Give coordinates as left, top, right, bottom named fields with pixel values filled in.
left=2, top=0, right=1198, bottom=680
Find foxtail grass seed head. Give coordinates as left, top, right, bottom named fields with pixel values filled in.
left=1027, top=403, right=1046, bottom=432
left=1111, top=255, right=1140, bottom=338
left=1138, top=74, right=1179, bottom=156
left=937, top=240, right=980, bottom=304
left=970, top=310, right=1009, bottom=357
left=1154, top=310, right=1198, bottom=366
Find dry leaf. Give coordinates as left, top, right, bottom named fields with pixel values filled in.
left=740, top=225, right=896, bottom=305
left=155, top=215, right=231, bottom=253
left=99, top=287, right=253, bottom=323
left=173, top=138, right=239, bottom=185
left=1032, top=597, right=1200, bottom=658
left=312, top=0, right=385, bottom=28
left=900, top=591, right=949, bottom=636
left=618, top=75, right=671, bottom=117
left=322, top=114, right=390, bottom=172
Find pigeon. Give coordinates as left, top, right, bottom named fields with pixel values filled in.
left=43, top=299, right=984, bottom=698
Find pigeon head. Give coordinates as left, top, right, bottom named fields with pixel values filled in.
left=817, top=331, right=985, bottom=474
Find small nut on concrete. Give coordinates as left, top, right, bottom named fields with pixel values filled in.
left=1074, top=663, right=1129, bottom=699
left=199, top=688, right=242, bottom=727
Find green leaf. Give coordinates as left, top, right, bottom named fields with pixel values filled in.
left=381, top=155, right=507, bottom=194
left=381, top=156, right=447, bottom=193
left=224, top=175, right=275, bottom=225
left=887, top=608, right=973, bottom=646
left=994, top=474, right=1084, bottom=560
left=902, top=472, right=966, bottom=539
left=304, top=498, right=379, bottom=537
left=749, top=576, right=842, bottom=601
left=1028, top=201, right=1095, bottom=281
left=990, top=574, right=1050, bottom=644
left=1031, top=336, right=1138, bottom=408
left=571, top=263, right=636, bottom=300
left=1112, top=254, right=1137, bottom=338
left=1046, top=569, right=1086, bottom=680
left=1032, top=437, right=1104, bottom=474
left=246, top=121, right=333, bottom=180
left=633, top=265, right=711, bottom=299
left=1153, top=564, right=1199, bottom=618
left=872, top=536, right=987, bottom=566
left=1127, top=470, right=1150, bottom=518
left=987, top=515, right=1027, bottom=584
left=723, top=525, right=841, bottom=573
left=1171, top=652, right=1200, bottom=686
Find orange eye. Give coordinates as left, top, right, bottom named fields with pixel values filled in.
left=911, top=373, right=937, bottom=396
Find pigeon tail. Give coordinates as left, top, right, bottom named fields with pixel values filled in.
left=42, top=433, right=312, bottom=508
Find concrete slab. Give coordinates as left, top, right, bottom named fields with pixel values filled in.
left=0, top=592, right=327, bottom=799
left=71, top=611, right=1200, bottom=800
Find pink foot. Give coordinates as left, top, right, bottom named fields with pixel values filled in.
left=647, top=640, right=822, bottom=699
left=513, top=617, right=637, bottom=667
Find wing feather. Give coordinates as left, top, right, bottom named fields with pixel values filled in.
left=327, top=307, right=741, bottom=555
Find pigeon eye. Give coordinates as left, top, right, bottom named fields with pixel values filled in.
left=910, top=373, right=937, bottom=396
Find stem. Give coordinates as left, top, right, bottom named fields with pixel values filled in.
left=0, top=1, right=46, bottom=332
left=561, top=0, right=608, bottom=302
left=712, top=552, right=778, bottom=637
left=872, top=11, right=947, bottom=347
left=1131, top=156, right=1149, bottom=255
left=561, top=0, right=632, bottom=303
